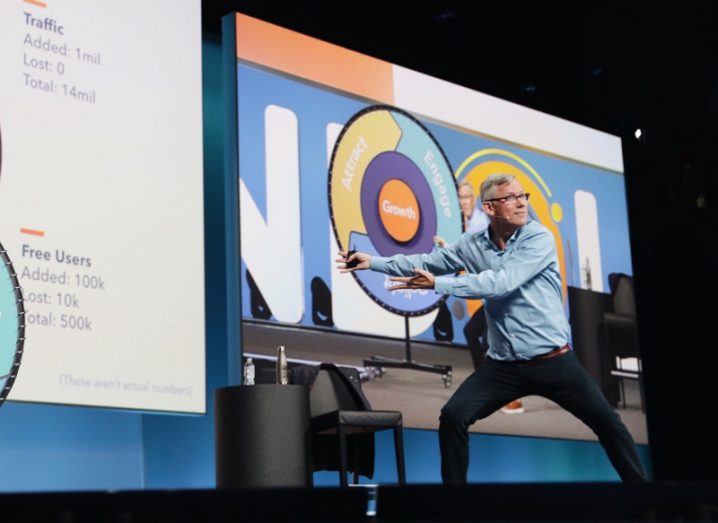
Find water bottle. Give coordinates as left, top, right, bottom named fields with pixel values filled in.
left=243, top=358, right=255, bottom=386
left=276, top=346, right=288, bottom=385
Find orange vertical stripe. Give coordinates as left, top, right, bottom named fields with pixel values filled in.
left=235, top=13, right=393, bottom=104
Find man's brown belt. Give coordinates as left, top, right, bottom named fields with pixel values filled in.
left=532, top=343, right=571, bottom=361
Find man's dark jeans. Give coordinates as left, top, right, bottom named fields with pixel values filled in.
left=439, top=349, right=647, bottom=483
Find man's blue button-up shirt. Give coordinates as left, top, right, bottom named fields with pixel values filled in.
left=369, top=219, right=570, bottom=361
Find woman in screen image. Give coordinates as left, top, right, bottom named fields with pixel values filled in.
left=337, top=174, right=647, bottom=484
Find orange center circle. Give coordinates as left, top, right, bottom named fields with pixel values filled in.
left=377, top=179, right=421, bottom=243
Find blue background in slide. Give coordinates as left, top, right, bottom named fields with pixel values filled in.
left=237, top=62, right=633, bottom=345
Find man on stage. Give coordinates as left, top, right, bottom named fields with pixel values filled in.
left=435, top=181, right=523, bottom=414
left=337, top=174, right=647, bottom=484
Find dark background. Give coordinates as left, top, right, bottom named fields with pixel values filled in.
left=203, top=1, right=718, bottom=483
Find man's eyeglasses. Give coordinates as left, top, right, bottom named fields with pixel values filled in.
left=483, top=193, right=530, bottom=205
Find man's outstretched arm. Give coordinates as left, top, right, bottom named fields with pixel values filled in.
left=336, top=241, right=465, bottom=278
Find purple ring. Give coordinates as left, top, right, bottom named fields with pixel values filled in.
left=360, top=151, right=437, bottom=256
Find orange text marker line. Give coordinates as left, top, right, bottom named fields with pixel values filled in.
left=23, top=0, right=47, bottom=7
left=20, top=228, right=45, bottom=237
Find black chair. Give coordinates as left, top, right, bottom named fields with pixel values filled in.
left=603, top=273, right=644, bottom=412
left=309, top=366, right=406, bottom=487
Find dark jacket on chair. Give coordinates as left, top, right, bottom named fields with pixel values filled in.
left=290, top=363, right=376, bottom=479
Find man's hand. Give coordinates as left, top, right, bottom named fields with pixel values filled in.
left=433, top=235, right=447, bottom=248
left=336, top=250, right=371, bottom=273
left=388, top=268, right=435, bottom=290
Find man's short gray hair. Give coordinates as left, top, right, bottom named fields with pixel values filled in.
left=480, top=174, right=516, bottom=201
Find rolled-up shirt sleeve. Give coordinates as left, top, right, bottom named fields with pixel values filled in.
left=434, top=230, right=555, bottom=299
left=434, top=275, right=459, bottom=295
left=369, top=242, right=465, bottom=277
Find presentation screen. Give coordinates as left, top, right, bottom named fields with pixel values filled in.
left=0, top=0, right=205, bottom=413
left=226, top=13, right=646, bottom=444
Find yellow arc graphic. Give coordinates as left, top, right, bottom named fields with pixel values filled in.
left=331, top=111, right=402, bottom=248
left=455, top=150, right=568, bottom=312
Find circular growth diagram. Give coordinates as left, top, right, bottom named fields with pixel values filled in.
left=329, top=106, right=461, bottom=316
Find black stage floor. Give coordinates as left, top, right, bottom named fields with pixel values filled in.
left=1, top=482, right=717, bottom=523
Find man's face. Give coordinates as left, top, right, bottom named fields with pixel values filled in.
left=458, top=185, right=475, bottom=218
left=482, top=180, right=529, bottom=227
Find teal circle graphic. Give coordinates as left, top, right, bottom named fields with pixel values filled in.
left=0, top=242, right=25, bottom=405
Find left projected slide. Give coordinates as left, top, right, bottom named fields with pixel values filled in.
left=0, top=0, right=205, bottom=413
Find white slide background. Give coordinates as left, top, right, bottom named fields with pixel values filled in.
left=0, top=0, right=205, bottom=413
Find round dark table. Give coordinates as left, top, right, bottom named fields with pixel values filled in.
left=215, top=384, right=312, bottom=488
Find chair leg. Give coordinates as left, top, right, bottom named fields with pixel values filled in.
left=620, top=379, right=626, bottom=409
left=337, top=425, right=348, bottom=487
left=638, top=375, right=646, bottom=414
left=353, top=441, right=360, bottom=485
left=638, top=359, right=645, bottom=413
left=393, top=426, right=406, bottom=485
left=603, top=323, right=618, bottom=407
